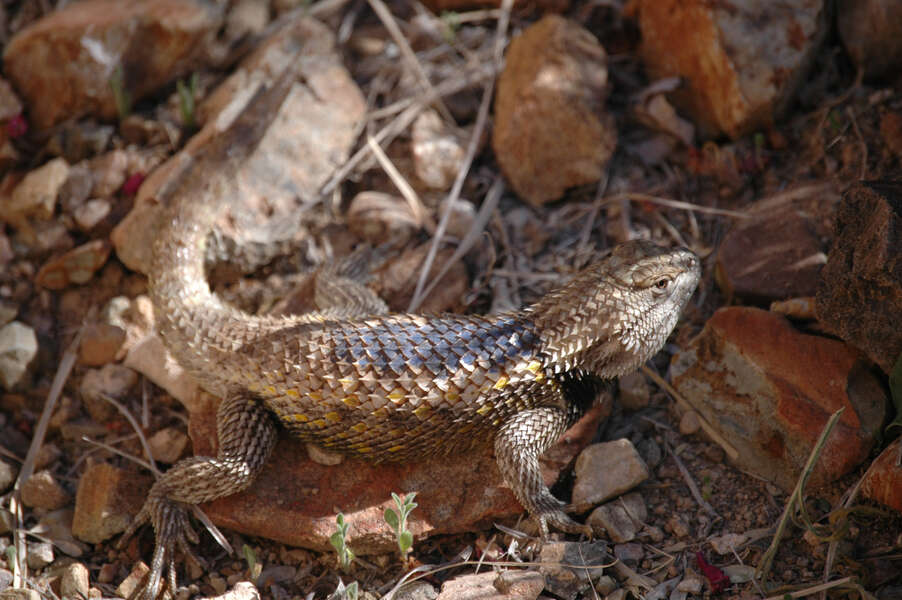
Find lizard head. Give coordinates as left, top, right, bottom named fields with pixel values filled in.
left=531, top=240, right=701, bottom=379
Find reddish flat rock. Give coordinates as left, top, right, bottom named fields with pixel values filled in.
left=189, top=394, right=609, bottom=554
left=671, top=307, right=886, bottom=493
left=860, top=437, right=902, bottom=514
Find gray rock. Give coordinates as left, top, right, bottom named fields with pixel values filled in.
left=25, top=542, right=53, bottom=569
left=0, top=321, right=37, bottom=389
left=572, top=440, right=650, bottom=511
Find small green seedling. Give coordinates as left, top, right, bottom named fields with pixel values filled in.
left=330, top=578, right=358, bottom=600
left=384, top=492, right=417, bottom=559
left=109, top=65, right=132, bottom=120
left=242, top=544, right=262, bottom=581
left=177, top=73, right=199, bottom=131
left=329, top=513, right=355, bottom=571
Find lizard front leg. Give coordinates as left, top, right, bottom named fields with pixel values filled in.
left=494, top=407, right=592, bottom=537
left=122, top=392, right=278, bottom=599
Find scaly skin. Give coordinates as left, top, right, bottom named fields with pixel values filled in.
left=121, top=68, right=702, bottom=599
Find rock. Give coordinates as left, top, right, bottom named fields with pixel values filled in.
left=72, top=462, right=152, bottom=543
left=636, top=438, right=662, bottom=469
left=190, top=394, right=607, bottom=554
left=0, top=77, right=22, bottom=122
left=539, top=541, right=608, bottom=600
left=59, top=562, right=90, bottom=599
left=116, top=562, right=149, bottom=600
left=636, top=0, right=828, bottom=138
left=124, top=333, right=199, bottom=409
left=200, top=582, right=261, bottom=600
left=35, top=240, right=112, bottom=289
left=860, top=436, right=902, bottom=514
left=595, top=575, right=617, bottom=596
left=571, top=439, right=650, bottom=512
left=377, top=244, right=468, bottom=313
left=21, top=470, right=70, bottom=510
left=73, top=198, right=112, bottom=232
left=0, top=321, right=37, bottom=389
left=59, top=163, right=94, bottom=214
left=815, top=181, right=902, bottom=374
left=708, top=532, right=748, bottom=555
left=112, top=16, right=366, bottom=275
left=618, top=372, right=650, bottom=411
left=347, top=191, right=421, bottom=247
left=671, top=307, right=887, bottom=492
left=715, top=184, right=838, bottom=303
left=147, top=427, right=189, bottom=464
left=89, top=149, right=130, bottom=197
left=2, top=0, right=223, bottom=129
left=411, top=109, right=467, bottom=191
left=679, top=411, right=700, bottom=436
left=226, top=0, right=270, bottom=42
left=0, top=460, right=17, bottom=493
left=80, top=364, right=138, bottom=423
left=666, top=515, right=691, bottom=538
left=25, top=541, right=53, bottom=569
left=613, top=542, right=643, bottom=564
left=837, top=0, right=902, bottom=81
left=3, top=158, right=69, bottom=222
left=588, top=504, right=636, bottom=543
left=437, top=570, right=545, bottom=600
left=0, top=590, right=40, bottom=600
left=392, top=581, right=436, bottom=600
left=78, top=322, right=126, bottom=366
left=493, top=15, right=616, bottom=205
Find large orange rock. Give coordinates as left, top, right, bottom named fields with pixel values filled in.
left=493, top=15, right=616, bottom=205
left=671, top=307, right=886, bottom=492
left=636, top=0, right=828, bottom=139
left=3, top=0, right=222, bottom=129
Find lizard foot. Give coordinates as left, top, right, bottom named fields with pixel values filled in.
left=121, top=493, right=204, bottom=600
left=535, top=503, right=593, bottom=539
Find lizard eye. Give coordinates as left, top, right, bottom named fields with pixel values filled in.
left=654, top=278, right=670, bottom=289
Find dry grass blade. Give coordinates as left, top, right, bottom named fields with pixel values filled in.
left=365, top=0, right=451, bottom=120
left=7, top=322, right=86, bottom=587
left=604, top=192, right=749, bottom=218
left=366, top=135, right=431, bottom=230
left=666, top=441, right=720, bottom=517
left=640, top=365, right=739, bottom=461
left=755, top=408, right=845, bottom=586
left=763, top=576, right=868, bottom=600
left=408, top=0, right=512, bottom=310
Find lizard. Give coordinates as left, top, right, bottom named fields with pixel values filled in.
left=120, top=66, right=702, bottom=599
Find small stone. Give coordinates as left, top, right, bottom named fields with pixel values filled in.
left=595, top=576, right=617, bottom=596
left=25, top=541, right=53, bottom=569
left=618, top=372, right=650, bottom=411
left=837, top=0, right=902, bottom=80
left=124, top=333, right=198, bottom=409
left=60, top=562, right=90, bottom=599
left=35, top=239, right=112, bottom=289
left=209, top=575, right=228, bottom=595
left=0, top=321, right=37, bottom=389
left=34, top=443, right=61, bottom=471
left=666, top=515, right=690, bottom=538
left=722, top=564, right=756, bottom=583
left=606, top=589, right=627, bottom=600
left=676, top=576, right=703, bottom=594
left=305, top=443, right=344, bottom=467
left=97, top=563, right=117, bottom=584
left=59, top=162, right=94, bottom=214
left=620, top=492, right=648, bottom=523
left=89, top=150, right=129, bottom=197
left=708, top=532, right=748, bottom=555
left=588, top=503, right=638, bottom=543
left=411, top=109, right=467, bottom=191
left=643, top=525, right=665, bottom=543
left=437, top=570, right=543, bottom=600
left=678, top=411, right=700, bottom=436
left=20, top=470, right=70, bottom=510
left=117, top=562, right=150, bottom=600
left=199, top=581, right=261, bottom=600
left=539, top=542, right=608, bottom=600
left=6, top=157, right=69, bottom=220
left=0, top=460, right=17, bottom=493
left=571, top=439, right=650, bottom=511
left=72, top=462, right=152, bottom=543
left=0, top=588, right=41, bottom=600
left=636, top=438, right=663, bottom=469
left=73, top=199, right=111, bottom=232
left=226, top=0, right=270, bottom=41
left=78, top=323, right=126, bottom=366
left=613, top=543, right=643, bottom=565
left=80, top=364, right=138, bottom=423
left=148, top=427, right=189, bottom=464
left=861, top=436, right=902, bottom=513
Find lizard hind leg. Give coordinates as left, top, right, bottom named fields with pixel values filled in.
left=494, top=407, right=592, bottom=537
left=121, top=393, right=278, bottom=600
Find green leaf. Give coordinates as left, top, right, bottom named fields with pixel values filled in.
left=329, top=531, right=344, bottom=551
left=886, top=352, right=902, bottom=435
left=399, top=530, right=413, bottom=554
left=384, top=507, right=399, bottom=530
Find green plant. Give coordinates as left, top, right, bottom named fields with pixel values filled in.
left=330, top=579, right=358, bottom=600
left=242, top=544, right=262, bottom=581
left=329, top=513, right=355, bottom=571
left=177, top=73, right=199, bottom=130
left=440, top=11, right=460, bottom=42
left=384, top=492, right=417, bottom=559
left=109, top=65, right=131, bottom=120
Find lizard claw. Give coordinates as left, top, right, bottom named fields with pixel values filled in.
left=124, top=493, right=205, bottom=600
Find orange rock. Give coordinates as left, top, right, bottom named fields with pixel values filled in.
left=860, top=437, right=902, bottom=514
left=636, top=0, right=828, bottom=139
left=671, top=307, right=886, bottom=492
left=3, top=0, right=222, bottom=129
